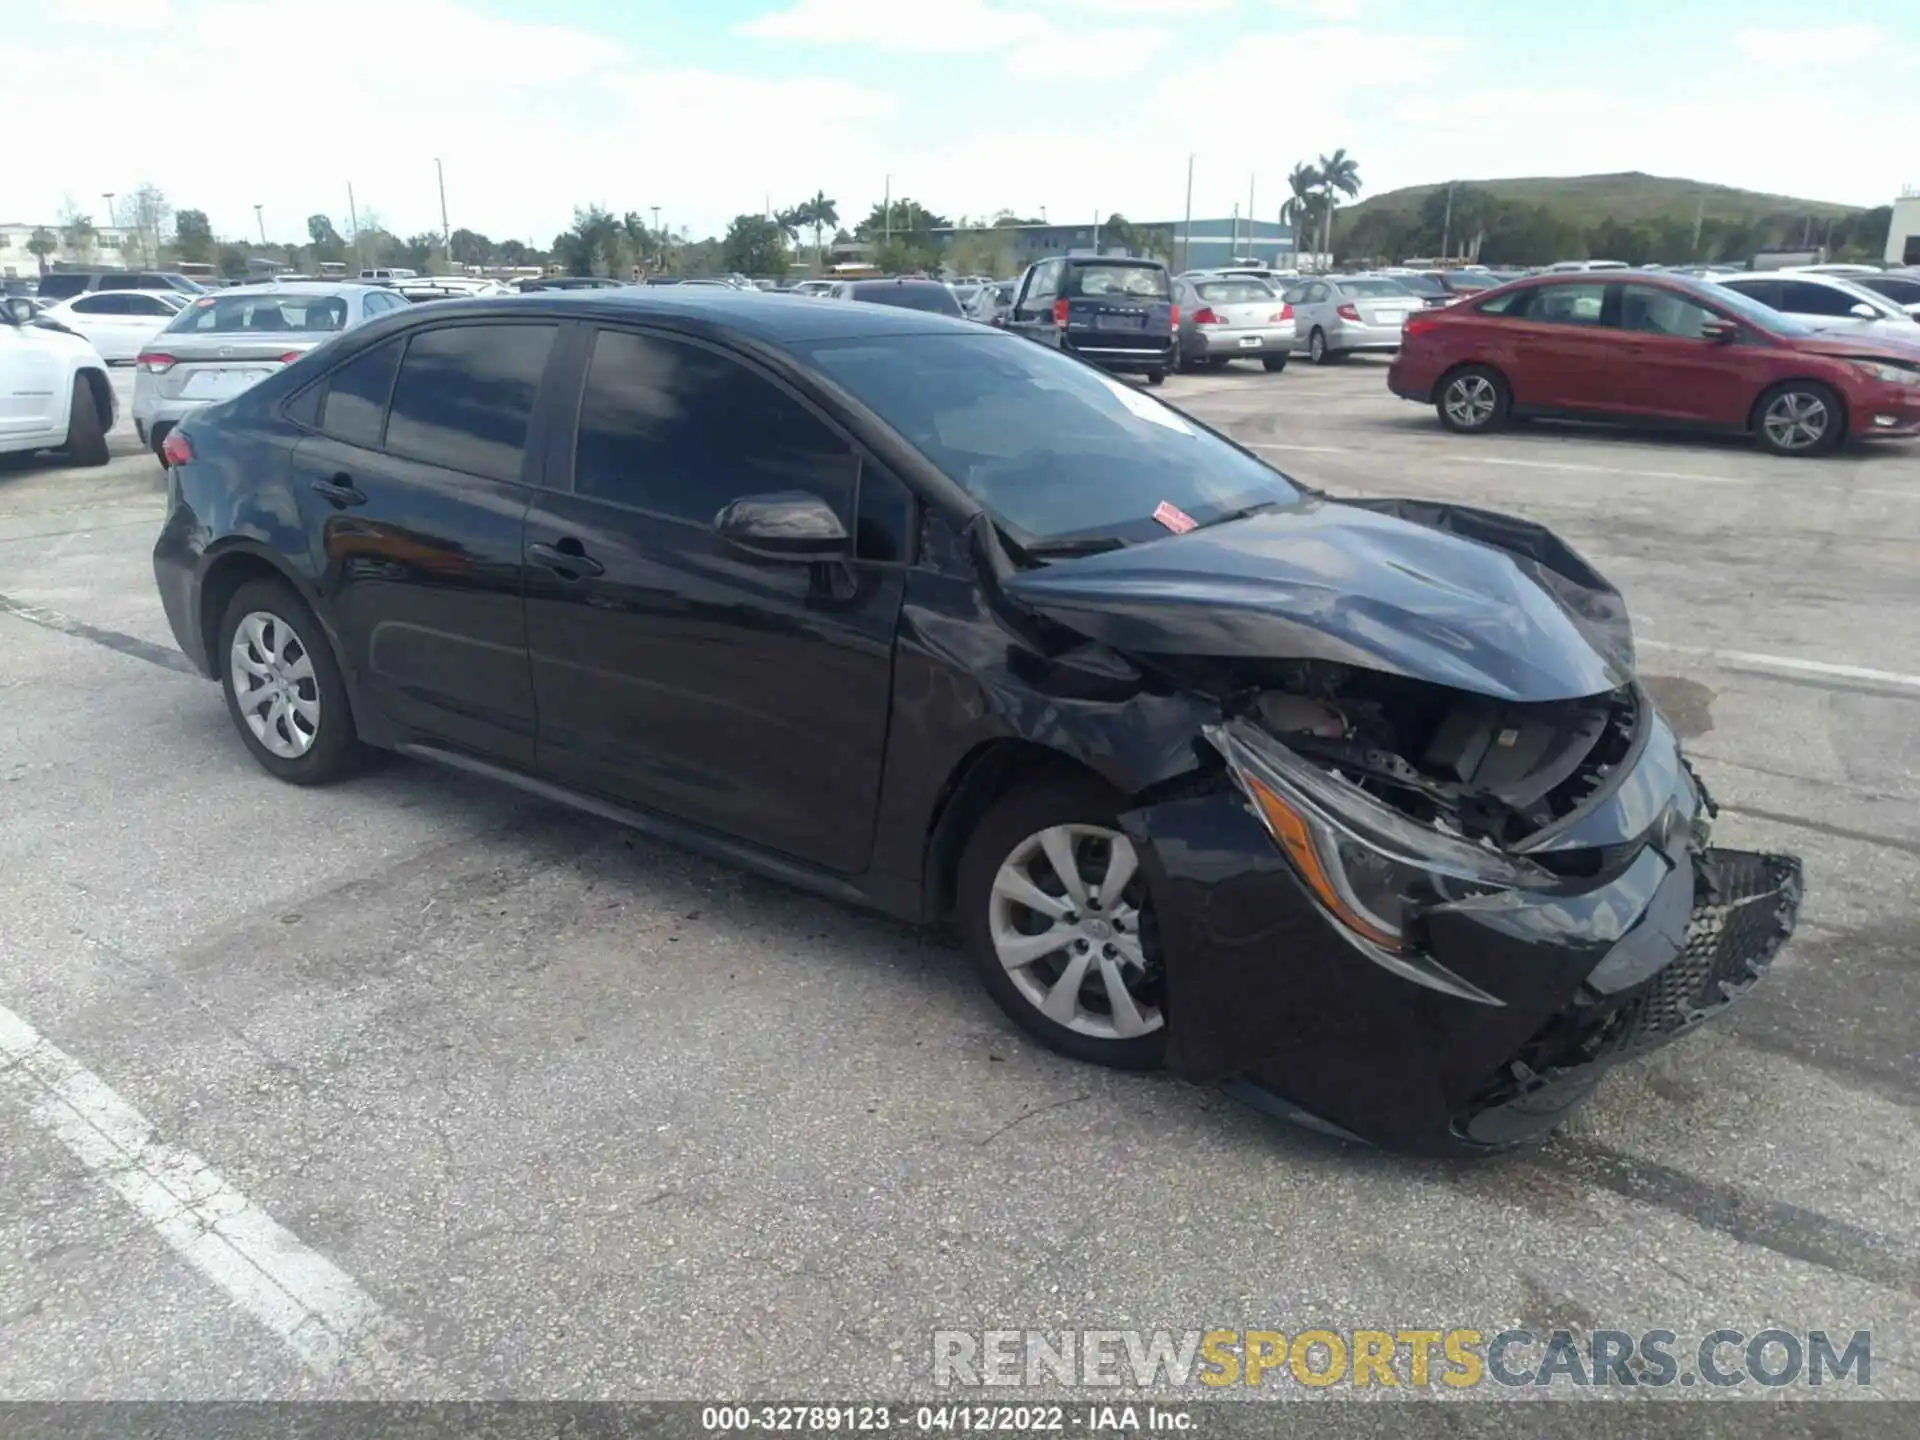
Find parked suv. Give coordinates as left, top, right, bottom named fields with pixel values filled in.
left=34, top=270, right=208, bottom=302
left=1006, top=256, right=1176, bottom=384
left=1388, top=271, right=1920, bottom=456
left=0, top=295, right=115, bottom=464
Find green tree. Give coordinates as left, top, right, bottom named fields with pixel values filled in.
left=60, top=209, right=98, bottom=264
left=1280, top=163, right=1322, bottom=267
left=307, top=214, right=344, bottom=248
left=172, top=210, right=213, bottom=264
left=553, top=206, right=626, bottom=276
left=496, top=238, right=535, bottom=267
left=1313, top=149, right=1361, bottom=263
left=215, top=243, right=250, bottom=279
left=800, top=191, right=837, bottom=265
left=26, top=226, right=58, bottom=272
left=856, top=197, right=947, bottom=243
left=722, top=214, right=789, bottom=276
left=449, top=227, right=494, bottom=267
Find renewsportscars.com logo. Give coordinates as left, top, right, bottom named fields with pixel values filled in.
left=932, top=1328, right=1873, bottom=1390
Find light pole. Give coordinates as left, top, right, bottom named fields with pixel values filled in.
left=651, top=206, right=662, bottom=268
left=435, top=158, right=452, bottom=262
left=254, top=204, right=266, bottom=246
left=102, top=193, right=116, bottom=262
left=1181, top=154, right=1194, bottom=273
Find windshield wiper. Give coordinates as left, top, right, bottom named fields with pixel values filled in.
left=1198, top=500, right=1289, bottom=530
left=1022, top=535, right=1131, bottom=559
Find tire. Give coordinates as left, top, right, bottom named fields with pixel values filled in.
left=1173, top=346, right=1195, bottom=374
left=1262, top=355, right=1289, bottom=373
left=1308, top=327, right=1333, bottom=365
left=1753, top=380, right=1845, bottom=457
left=1145, top=367, right=1167, bottom=387
left=63, top=376, right=110, bottom=467
left=1434, top=364, right=1512, bottom=434
left=1205, top=356, right=1233, bottom=370
left=216, top=578, right=365, bottom=785
left=151, top=423, right=173, bottom=471
left=956, top=776, right=1167, bottom=1071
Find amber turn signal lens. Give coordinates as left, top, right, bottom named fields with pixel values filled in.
left=1242, top=772, right=1404, bottom=950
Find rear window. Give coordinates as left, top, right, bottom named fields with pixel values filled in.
left=1065, top=263, right=1170, bottom=300
left=36, top=274, right=89, bottom=300
left=168, top=293, right=350, bottom=334
left=849, top=284, right=964, bottom=316
left=1193, top=279, right=1276, bottom=303
left=1337, top=278, right=1416, bottom=298
left=1393, top=274, right=1447, bottom=296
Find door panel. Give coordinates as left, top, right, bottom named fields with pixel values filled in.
left=290, top=324, right=554, bottom=764
left=1612, top=284, right=1755, bottom=425
left=525, top=326, right=906, bottom=874
left=1505, top=282, right=1621, bottom=411
left=0, top=328, right=63, bottom=439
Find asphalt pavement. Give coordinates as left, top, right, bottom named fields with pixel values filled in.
left=1, top=355, right=1916, bottom=1409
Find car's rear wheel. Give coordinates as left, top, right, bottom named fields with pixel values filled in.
left=1435, top=365, right=1511, bottom=434
left=1262, top=355, right=1289, bottom=373
left=1308, top=327, right=1332, bottom=365
left=1753, top=381, right=1844, bottom=456
left=217, top=578, right=364, bottom=785
left=957, top=778, right=1167, bottom=1071
left=63, top=377, right=110, bottom=466
left=1145, top=367, right=1167, bottom=387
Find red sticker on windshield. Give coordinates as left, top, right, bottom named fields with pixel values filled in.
left=1153, top=501, right=1197, bottom=534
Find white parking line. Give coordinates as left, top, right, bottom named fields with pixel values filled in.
left=1246, top=442, right=1351, bottom=455
left=0, top=1003, right=405, bottom=1384
left=1638, top=639, right=1920, bottom=692
left=1474, top=455, right=1746, bottom=485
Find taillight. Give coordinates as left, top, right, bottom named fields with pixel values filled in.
left=137, top=352, right=177, bottom=374
left=161, top=430, right=194, bottom=467
left=1337, top=302, right=1362, bottom=322
left=1169, top=304, right=1179, bottom=328
left=1273, top=304, right=1293, bottom=322
left=1403, top=312, right=1441, bottom=339
left=277, top=351, right=304, bottom=366
left=1193, top=306, right=1223, bottom=326
left=1052, top=298, right=1069, bottom=326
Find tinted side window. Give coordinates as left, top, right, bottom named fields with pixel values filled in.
left=1620, top=285, right=1715, bottom=338
left=319, top=337, right=403, bottom=449
left=385, top=324, right=556, bottom=482
left=1475, top=290, right=1524, bottom=315
left=1778, top=281, right=1860, bottom=317
left=97, top=274, right=139, bottom=290
left=573, top=329, right=858, bottom=526
left=127, top=294, right=177, bottom=315
left=71, top=294, right=123, bottom=314
left=1724, top=279, right=1782, bottom=310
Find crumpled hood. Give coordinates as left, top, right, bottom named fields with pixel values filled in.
left=1001, top=496, right=1634, bottom=703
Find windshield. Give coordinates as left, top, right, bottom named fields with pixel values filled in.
left=167, top=292, right=349, bottom=334
left=1693, top=279, right=1817, bottom=336
left=1393, top=274, right=1447, bottom=296
left=1065, top=263, right=1170, bottom=300
left=851, top=284, right=964, bottom=316
left=1194, top=279, right=1276, bottom=303
left=801, top=332, right=1301, bottom=547
left=1337, top=278, right=1416, bottom=298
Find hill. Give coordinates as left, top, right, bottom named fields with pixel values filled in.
left=1339, top=172, right=1864, bottom=226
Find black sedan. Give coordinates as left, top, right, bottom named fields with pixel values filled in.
left=151, top=290, right=1802, bottom=1155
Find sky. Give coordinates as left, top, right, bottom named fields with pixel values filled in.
left=11, top=0, right=1919, bottom=248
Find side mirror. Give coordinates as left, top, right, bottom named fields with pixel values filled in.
left=713, top=490, right=849, bottom=562
left=1701, top=318, right=1739, bottom=343
left=1849, top=302, right=1879, bottom=319
left=1, top=296, right=31, bottom=326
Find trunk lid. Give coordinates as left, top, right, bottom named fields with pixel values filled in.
left=149, top=335, right=329, bottom=401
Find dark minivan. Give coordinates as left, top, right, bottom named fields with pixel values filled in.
left=1006, top=255, right=1177, bottom=384
left=36, top=269, right=209, bottom=301
left=151, top=289, right=1801, bottom=1156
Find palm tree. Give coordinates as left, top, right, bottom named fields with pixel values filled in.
left=1281, top=162, right=1321, bottom=268
left=27, top=226, right=58, bottom=273
left=1315, top=148, right=1362, bottom=266
left=803, top=190, right=838, bottom=266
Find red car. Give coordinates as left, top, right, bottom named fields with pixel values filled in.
left=1387, top=271, right=1920, bottom=456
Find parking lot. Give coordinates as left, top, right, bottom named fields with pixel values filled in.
left=2, top=355, right=1917, bottom=1406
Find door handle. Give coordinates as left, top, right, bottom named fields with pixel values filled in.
left=528, top=540, right=605, bottom=579
left=311, top=475, right=366, bottom=507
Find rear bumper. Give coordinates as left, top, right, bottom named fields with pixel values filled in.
left=1197, top=327, right=1294, bottom=355
left=1068, top=341, right=1176, bottom=373
left=1324, top=323, right=1405, bottom=352
left=1385, top=360, right=1431, bottom=402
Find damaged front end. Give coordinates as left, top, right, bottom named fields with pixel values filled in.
left=1117, top=660, right=1802, bottom=1155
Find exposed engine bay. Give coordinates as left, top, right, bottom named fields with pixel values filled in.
left=1151, top=656, right=1641, bottom=854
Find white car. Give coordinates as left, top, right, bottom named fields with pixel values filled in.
left=38, top=290, right=189, bottom=363
left=0, top=297, right=116, bottom=465
left=1709, top=271, right=1920, bottom=344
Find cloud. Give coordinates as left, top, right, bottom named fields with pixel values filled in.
left=736, top=0, right=1174, bottom=71
left=1271, top=0, right=1362, bottom=19
left=1731, top=23, right=1883, bottom=65
left=1045, top=0, right=1231, bottom=12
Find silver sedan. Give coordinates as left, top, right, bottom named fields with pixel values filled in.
left=132, top=282, right=406, bottom=465
left=1171, top=274, right=1294, bottom=372
left=1282, top=275, right=1424, bottom=364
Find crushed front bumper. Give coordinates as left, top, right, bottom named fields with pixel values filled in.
left=1123, top=749, right=1803, bottom=1156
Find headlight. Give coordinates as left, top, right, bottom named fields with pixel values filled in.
left=1851, top=359, right=1920, bottom=386
left=1205, top=720, right=1552, bottom=952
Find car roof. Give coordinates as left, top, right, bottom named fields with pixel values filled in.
left=194, top=280, right=383, bottom=296
left=387, top=286, right=978, bottom=344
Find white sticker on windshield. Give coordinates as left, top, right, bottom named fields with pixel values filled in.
left=1098, top=375, right=1193, bottom=435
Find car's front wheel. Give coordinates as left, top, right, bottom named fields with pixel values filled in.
left=1145, top=367, right=1167, bottom=387
left=1307, top=327, right=1332, bottom=365
left=1753, top=381, right=1844, bottom=456
left=217, top=578, right=364, bottom=785
left=64, top=377, right=110, bottom=466
left=957, top=778, right=1167, bottom=1070
left=1435, top=365, right=1511, bottom=433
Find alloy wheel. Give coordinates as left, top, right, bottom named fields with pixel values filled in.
left=1309, top=329, right=1326, bottom=363
left=987, top=823, right=1163, bottom=1041
left=1762, top=391, right=1829, bottom=452
left=1444, top=374, right=1498, bottom=429
left=228, top=610, right=321, bottom=759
